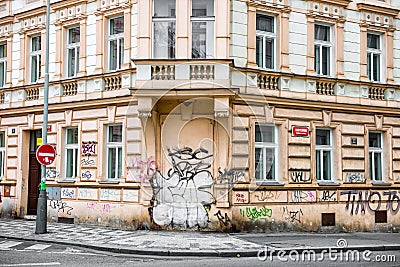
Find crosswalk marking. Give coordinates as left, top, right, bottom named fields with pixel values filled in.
left=0, top=241, right=23, bottom=249
left=24, top=244, right=52, bottom=250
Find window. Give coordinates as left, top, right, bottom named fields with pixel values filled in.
left=255, top=124, right=278, bottom=181
left=256, top=14, right=276, bottom=69
left=106, top=125, right=122, bottom=180
left=108, top=16, right=124, bottom=71
left=314, top=24, right=332, bottom=76
left=316, top=129, right=333, bottom=181
left=369, top=132, right=383, bottom=181
left=191, top=0, right=214, bottom=59
left=0, top=132, right=5, bottom=180
left=64, top=128, right=78, bottom=180
left=367, top=33, right=382, bottom=82
left=0, top=43, right=6, bottom=87
left=66, top=27, right=80, bottom=77
left=153, top=0, right=175, bottom=58
left=30, top=36, right=41, bottom=83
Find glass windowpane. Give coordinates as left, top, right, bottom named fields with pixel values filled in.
left=108, top=147, right=116, bottom=179
left=316, top=129, right=330, bottom=146
left=265, top=148, right=275, bottom=180
left=256, top=35, right=263, bottom=68
left=68, top=27, right=80, bottom=44
left=265, top=37, right=274, bottom=69
left=192, top=0, right=214, bottom=16
left=110, top=16, right=124, bottom=35
left=323, top=150, right=331, bottom=180
left=316, top=150, right=321, bottom=180
left=369, top=132, right=381, bottom=148
left=256, top=14, right=274, bottom=32
left=67, top=128, right=78, bottom=144
left=154, top=22, right=176, bottom=59
left=374, top=152, right=382, bottom=181
left=255, top=147, right=262, bottom=180
left=255, top=124, right=274, bottom=143
left=154, top=0, right=176, bottom=17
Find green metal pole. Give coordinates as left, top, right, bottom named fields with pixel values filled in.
left=35, top=0, right=50, bottom=234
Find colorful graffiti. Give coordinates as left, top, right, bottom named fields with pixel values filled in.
left=240, top=206, right=272, bottom=221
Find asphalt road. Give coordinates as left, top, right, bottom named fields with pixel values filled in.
left=0, top=237, right=399, bottom=267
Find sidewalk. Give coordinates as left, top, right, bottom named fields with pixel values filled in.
left=1, top=218, right=400, bottom=257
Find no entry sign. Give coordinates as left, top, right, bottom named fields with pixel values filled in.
left=36, top=144, right=56, bottom=165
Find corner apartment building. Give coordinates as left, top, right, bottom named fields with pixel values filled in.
left=0, top=0, right=400, bottom=232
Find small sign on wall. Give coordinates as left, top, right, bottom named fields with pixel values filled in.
left=291, top=126, right=310, bottom=137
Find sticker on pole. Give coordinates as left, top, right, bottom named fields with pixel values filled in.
left=36, top=144, right=56, bottom=165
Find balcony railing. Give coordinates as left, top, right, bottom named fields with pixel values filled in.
left=26, top=87, right=39, bottom=101
left=0, top=91, right=4, bottom=104
left=316, top=80, right=335, bottom=95
left=190, top=64, right=214, bottom=80
left=151, top=65, right=175, bottom=80
left=104, top=75, right=122, bottom=91
left=258, top=72, right=279, bottom=90
left=369, top=86, right=385, bottom=100
left=62, top=81, right=78, bottom=96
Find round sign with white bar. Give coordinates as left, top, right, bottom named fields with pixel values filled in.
left=36, top=144, right=56, bottom=165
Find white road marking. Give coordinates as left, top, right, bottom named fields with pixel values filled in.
left=0, top=241, right=23, bottom=249
left=24, top=244, right=52, bottom=250
left=0, top=263, right=60, bottom=266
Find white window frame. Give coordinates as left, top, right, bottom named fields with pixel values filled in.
left=0, top=132, right=5, bottom=180
left=369, top=131, right=383, bottom=181
left=106, top=124, right=123, bottom=180
left=64, top=127, right=79, bottom=180
left=316, top=128, right=333, bottom=181
left=190, top=0, right=215, bottom=59
left=314, top=23, right=333, bottom=77
left=367, top=32, right=382, bottom=82
left=0, top=43, right=7, bottom=88
left=30, top=35, right=41, bottom=83
left=66, top=26, right=80, bottom=77
left=256, top=13, right=277, bottom=70
left=255, top=124, right=279, bottom=181
left=107, top=16, right=124, bottom=71
left=152, top=0, right=176, bottom=59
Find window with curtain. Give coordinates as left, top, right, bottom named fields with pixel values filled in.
left=256, top=14, right=276, bottom=70
left=369, top=132, right=383, bottom=181
left=367, top=33, right=382, bottom=82
left=255, top=124, right=278, bottom=181
left=106, top=125, right=123, bottom=180
left=191, top=0, right=214, bottom=59
left=153, top=0, right=176, bottom=59
left=108, top=16, right=124, bottom=71
left=30, top=36, right=41, bottom=83
left=0, top=43, right=6, bottom=88
left=64, top=127, right=79, bottom=180
left=316, top=129, right=333, bottom=181
left=314, top=24, right=332, bottom=76
left=66, top=26, right=80, bottom=77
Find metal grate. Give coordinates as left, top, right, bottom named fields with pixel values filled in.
left=322, top=213, right=335, bottom=226
left=375, top=210, right=387, bottom=223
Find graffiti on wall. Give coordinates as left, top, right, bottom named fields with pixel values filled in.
left=344, top=172, right=365, bottom=183
left=289, top=171, right=311, bottom=183
left=87, top=202, right=116, bottom=213
left=214, top=210, right=233, bottom=227
left=218, top=167, right=244, bottom=189
left=240, top=206, right=272, bottom=221
left=127, top=156, right=157, bottom=183
left=47, top=187, right=61, bottom=200
left=49, top=200, right=73, bottom=215
left=318, top=190, right=337, bottom=202
left=291, top=190, right=316, bottom=203
left=282, top=206, right=303, bottom=224
left=254, top=190, right=282, bottom=202
left=150, top=147, right=214, bottom=228
left=78, top=188, right=97, bottom=200
left=61, top=188, right=76, bottom=199
left=46, top=169, right=60, bottom=180
left=341, top=190, right=400, bottom=215
left=81, top=170, right=94, bottom=180
left=82, top=141, right=97, bottom=155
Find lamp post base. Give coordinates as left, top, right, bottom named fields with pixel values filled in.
left=35, top=190, right=47, bottom=234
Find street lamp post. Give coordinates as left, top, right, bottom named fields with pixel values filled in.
left=35, top=0, right=50, bottom=234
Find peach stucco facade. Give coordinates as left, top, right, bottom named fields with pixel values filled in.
left=0, top=0, right=400, bottom=232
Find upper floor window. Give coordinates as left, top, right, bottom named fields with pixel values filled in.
left=191, top=0, right=214, bottom=59
left=256, top=14, right=276, bottom=70
left=0, top=43, right=6, bottom=88
left=314, top=24, right=332, bottom=76
left=66, top=26, right=80, bottom=77
left=153, top=0, right=176, bottom=59
left=369, top=132, right=383, bottom=181
left=316, top=129, right=333, bottom=181
left=64, top=127, right=78, bottom=180
left=106, top=125, right=122, bottom=180
left=255, top=124, right=278, bottom=181
left=0, top=132, right=5, bottom=180
left=367, top=33, right=382, bottom=82
left=108, top=16, right=124, bottom=71
left=30, top=35, right=41, bottom=83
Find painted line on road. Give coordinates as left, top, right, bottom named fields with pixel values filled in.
left=0, top=241, right=23, bottom=249
left=0, top=263, right=60, bottom=266
left=24, top=244, right=52, bottom=250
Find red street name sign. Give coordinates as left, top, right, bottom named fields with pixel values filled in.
left=292, top=126, right=310, bottom=137
left=36, top=144, right=56, bottom=165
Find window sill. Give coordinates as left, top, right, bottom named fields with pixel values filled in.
left=371, top=180, right=391, bottom=186
left=99, top=180, right=120, bottom=184
left=256, top=181, right=284, bottom=186
left=317, top=181, right=340, bottom=186
left=57, top=179, right=76, bottom=183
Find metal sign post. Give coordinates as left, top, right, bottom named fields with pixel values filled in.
left=35, top=0, right=50, bottom=234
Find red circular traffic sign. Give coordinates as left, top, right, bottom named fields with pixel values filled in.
left=36, top=144, right=56, bottom=165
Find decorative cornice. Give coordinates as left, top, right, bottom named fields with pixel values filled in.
left=52, top=0, right=88, bottom=10
left=357, top=3, right=399, bottom=17
left=0, top=16, right=13, bottom=26
left=15, top=6, right=46, bottom=22
left=313, top=0, right=350, bottom=8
